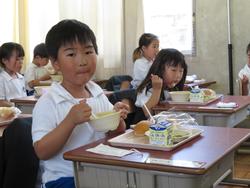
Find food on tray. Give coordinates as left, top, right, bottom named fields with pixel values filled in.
left=189, top=88, right=216, bottom=103
left=172, top=129, right=190, bottom=143
left=0, top=107, right=15, bottom=120
left=134, top=120, right=151, bottom=136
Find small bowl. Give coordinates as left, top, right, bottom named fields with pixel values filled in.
left=169, top=91, right=190, bottom=102
left=34, top=86, right=50, bottom=97
left=89, top=111, right=120, bottom=131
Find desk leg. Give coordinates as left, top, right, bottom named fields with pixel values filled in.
left=73, top=162, right=80, bottom=188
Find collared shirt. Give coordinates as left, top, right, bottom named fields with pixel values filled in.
left=24, top=63, right=50, bottom=91
left=239, top=64, right=250, bottom=95
left=0, top=70, right=27, bottom=100
left=32, top=81, right=113, bottom=184
left=131, top=57, right=153, bottom=88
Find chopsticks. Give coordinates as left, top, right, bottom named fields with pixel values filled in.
left=143, top=104, right=155, bottom=124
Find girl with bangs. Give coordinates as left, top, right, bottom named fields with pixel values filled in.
left=134, top=48, right=187, bottom=123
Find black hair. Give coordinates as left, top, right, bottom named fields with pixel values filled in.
left=0, top=42, right=25, bottom=68
left=246, top=43, right=250, bottom=54
left=133, top=33, right=158, bottom=62
left=137, top=48, right=187, bottom=100
left=45, top=19, right=98, bottom=61
left=33, top=43, right=48, bottom=58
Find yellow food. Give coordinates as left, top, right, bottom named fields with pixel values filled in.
left=0, top=107, right=15, bottom=120
left=134, top=120, right=151, bottom=136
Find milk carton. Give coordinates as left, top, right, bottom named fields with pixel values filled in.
left=149, top=121, right=173, bottom=146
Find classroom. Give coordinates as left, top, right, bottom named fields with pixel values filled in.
left=0, top=1, right=250, bottom=188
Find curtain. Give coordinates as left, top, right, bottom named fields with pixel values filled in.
left=0, top=0, right=125, bottom=78
left=0, top=0, right=30, bottom=72
left=124, top=0, right=144, bottom=75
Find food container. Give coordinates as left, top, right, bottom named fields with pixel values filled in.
left=149, top=121, right=173, bottom=146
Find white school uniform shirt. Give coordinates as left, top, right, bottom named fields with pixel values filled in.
left=24, top=63, right=50, bottom=91
left=135, top=87, right=171, bottom=107
left=32, top=81, right=113, bottom=184
left=0, top=70, right=27, bottom=100
left=238, top=64, right=250, bottom=95
left=131, top=57, right=153, bottom=88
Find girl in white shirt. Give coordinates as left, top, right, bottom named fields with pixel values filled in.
left=131, top=33, right=159, bottom=88
left=134, top=48, right=187, bottom=123
left=0, top=42, right=27, bottom=107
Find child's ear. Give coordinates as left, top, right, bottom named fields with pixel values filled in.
left=51, top=59, right=60, bottom=72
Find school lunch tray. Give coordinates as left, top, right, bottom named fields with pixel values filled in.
left=108, top=127, right=203, bottom=151
left=167, top=94, right=222, bottom=106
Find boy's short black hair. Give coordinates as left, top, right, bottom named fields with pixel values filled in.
left=45, top=19, right=98, bottom=61
left=33, top=43, right=48, bottom=58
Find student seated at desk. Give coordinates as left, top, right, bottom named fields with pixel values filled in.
left=0, top=42, right=27, bottom=107
left=24, top=43, right=50, bottom=95
left=238, top=42, right=250, bottom=95
left=134, top=48, right=187, bottom=123
left=32, top=19, right=129, bottom=188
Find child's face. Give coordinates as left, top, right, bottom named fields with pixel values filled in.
left=3, top=50, right=23, bottom=74
left=52, top=41, right=97, bottom=87
left=142, top=39, right=159, bottom=61
left=35, top=56, right=49, bottom=67
left=163, top=65, right=184, bottom=88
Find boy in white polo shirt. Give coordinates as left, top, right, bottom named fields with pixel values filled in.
left=31, top=19, right=129, bottom=188
left=24, top=43, right=50, bottom=95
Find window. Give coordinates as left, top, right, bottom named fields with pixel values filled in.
left=143, top=0, right=195, bottom=55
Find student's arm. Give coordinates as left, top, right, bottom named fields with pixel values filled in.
left=144, top=75, right=163, bottom=117
left=37, top=73, right=51, bottom=81
left=110, top=102, right=129, bottom=134
left=33, top=101, right=91, bottom=160
left=241, top=75, right=249, bottom=95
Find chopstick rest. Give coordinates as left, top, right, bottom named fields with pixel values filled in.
left=216, top=102, right=237, bottom=108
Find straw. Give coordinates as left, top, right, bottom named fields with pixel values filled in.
left=143, top=104, right=155, bottom=124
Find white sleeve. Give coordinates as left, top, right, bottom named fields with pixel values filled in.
left=0, top=76, right=5, bottom=100
left=133, top=60, right=148, bottom=83
left=135, top=88, right=152, bottom=108
left=32, top=97, right=57, bottom=143
left=238, top=69, right=244, bottom=79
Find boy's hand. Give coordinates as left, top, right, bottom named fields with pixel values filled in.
left=67, top=99, right=91, bottom=125
left=114, top=102, right=129, bottom=120
left=151, top=74, right=163, bottom=90
left=242, top=75, right=249, bottom=85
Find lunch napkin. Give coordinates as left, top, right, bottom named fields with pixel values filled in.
left=86, top=144, right=135, bottom=157
left=216, top=102, right=237, bottom=108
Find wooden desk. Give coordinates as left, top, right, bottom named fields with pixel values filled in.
left=10, top=90, right=114, bottom=114
left=153, top=95, right=250, bottom=127
left=184, top=80, right=216, bottom=90
left=11, top=96, right=38, bottom=114
left=64, top=126, right=250, bottom=188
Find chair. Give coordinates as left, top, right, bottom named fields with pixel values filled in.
left=104, top=75, right=133, bottom=91
left=0, top=117, right=39, bottom=188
